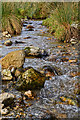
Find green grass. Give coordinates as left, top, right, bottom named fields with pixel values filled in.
left=43, top=3, right=78, bottom=42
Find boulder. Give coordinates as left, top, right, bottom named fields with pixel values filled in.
left=24, top=46, right=48, bottom=58
left=1, top=69, right=13, bottom=80
left=0, top=50, right=25, bottom=69
left=16, top=68, right=46, bottom=90
left=4, top=40, right=12, bottom=46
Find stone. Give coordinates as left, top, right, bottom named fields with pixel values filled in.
left=24, top=46, right=48, bottom=58
left=0, top=92, right=15, bottom=108
left=0, top=50, right=25, bottom=69
left=1, top=69, right=13, bottom=80
left=5, top=34, right=11, bottom=38
left=26, top=25, right=34, bottom=29
left=42, top=65, right=63, bottom=76
left=4, top=40, right=12, bottom=46
left=23, top=36, right=31, bottom=39
left=2, top=31, right=8, bottom=37
left=24, top=90, right=34, bottom=99
left=1, top=108, right=9, bottom=115
left=70, top=38, right=77, bottom=45
left=16, top=68, right=46, bottom=90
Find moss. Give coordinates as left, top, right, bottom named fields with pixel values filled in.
left=16, top=68, right=46, bottom=90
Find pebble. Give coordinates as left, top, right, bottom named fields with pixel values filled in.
left=4, top=40, right=12, bottom=46
left=1, top=108, right=9, bottom=115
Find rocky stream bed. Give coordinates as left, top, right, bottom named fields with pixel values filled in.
left=0, top=20, right=80, bottom=119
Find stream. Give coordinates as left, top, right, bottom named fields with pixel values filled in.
left=0, top=20, right=79, bottom=119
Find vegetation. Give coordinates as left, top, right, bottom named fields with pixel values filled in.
left=2, top=2, right=79, bottom=42
left=43, top=3, right=78, bottom=42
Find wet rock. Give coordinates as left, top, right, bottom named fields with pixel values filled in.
left=15, top=40, right=25, bottom=44
left=1, top=69, right=13, bottom=80
left=1, top=108, right=9, bottom=115
left=70, top=38, right=77, bottom=45
left=0, top=50, right=25, bottom=69
left=2, top=31, right=8, bottom=37
left=26, top=25, right=34, bottom=28
left=23, top=24, right=27, bottom=27
left=24, top=90, right=34, bottom=99
left=4, top=40, right=12, bottom=46
left=28, top=28, right=34, bottom=31
left=2, top=31, right=11, bottom=38
left=24, top=46, right=48, bottom=58
left=0, top=92, right=15, bottom=108
left=23, top=36, right=31, bottom=39
left=42, top=65, right=63, bottom=76
left=16, top=67, right=46, bottom=90
left=5, top=34, right=11, bottom=38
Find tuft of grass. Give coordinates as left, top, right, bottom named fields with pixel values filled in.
left=43, top=3, right=78, bottom=42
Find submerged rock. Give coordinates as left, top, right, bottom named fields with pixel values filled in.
left=4, top=40, right=12, bottom=46
left=16, top=68, right=46, bottom=90
left=24, top=46, right=48, bottom=58
left=0, top=50, right=25, bottom=69
left=42, top=65, right=63, bottom=76
left=1, top=69, right=13, bottom=80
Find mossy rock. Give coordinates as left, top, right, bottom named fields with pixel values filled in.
left=24, top=46, right=48, bottom=58
left=16, top=68, right=46, bottom=90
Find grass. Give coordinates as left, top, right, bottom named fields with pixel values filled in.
left=43, top=3, right=79, bottom=42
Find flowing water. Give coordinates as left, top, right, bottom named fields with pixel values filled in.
left=0, top=20, right=79, bottom=119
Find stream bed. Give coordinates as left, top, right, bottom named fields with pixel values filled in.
left=0, top=20, right=79, bottom=119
